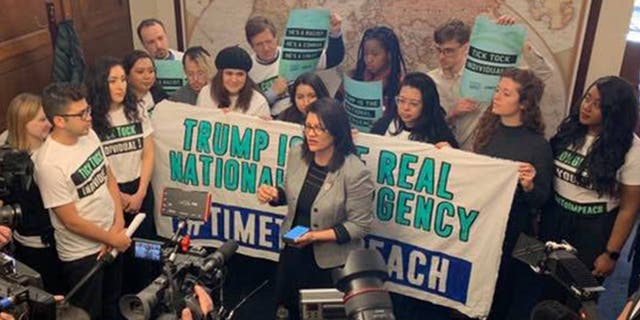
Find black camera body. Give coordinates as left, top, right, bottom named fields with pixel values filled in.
left=332, top=249, right=396, bottom=320
left=0, top=253, right=56, bottom=319
left=0, top=145, right=32, bottom=228
left=119, top=188, right=235, bottom=320
left=120, top=239, right=215, bottom=319
left=513, top=233, right=603, bottom=320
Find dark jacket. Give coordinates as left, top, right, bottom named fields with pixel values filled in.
left=52, top=20, right=86, bottom=84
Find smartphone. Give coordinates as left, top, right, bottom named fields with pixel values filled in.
left=283, top=226, right=309, bottom=245
left=133, top=238, right=164, bottom=262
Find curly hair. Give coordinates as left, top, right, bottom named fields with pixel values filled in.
left=473, top=68, right=545, bottom=152
left=551, top=76, right=639, bottom=196
left=86, top=56, right=140, bottom=137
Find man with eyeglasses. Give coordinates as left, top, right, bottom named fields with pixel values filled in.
left=32, top=83, right=131, bottom=319
left=171, top=46, right=213, bottom=105
left=428, top=16, right=552, bottom=150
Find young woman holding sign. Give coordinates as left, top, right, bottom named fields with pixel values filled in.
left=473, top=68, right=553, bottom=319
left=277, top=72, right=331, bottom=124
left=370, top=71, right=458, bottom=148
left=86, top=56, right=158, bottom=293
left=257, top=98, right=374, bottom=320
left=335, top=26, right=406, bottom=115
left=542, top=76, right=640, bottom=299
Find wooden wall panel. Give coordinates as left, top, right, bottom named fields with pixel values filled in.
left=67, top=0, right=133, bottom=65
left=0, top=0, right=133, bottom=131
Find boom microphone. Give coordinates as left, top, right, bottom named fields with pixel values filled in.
left=203, top=240, right=238, bottom=272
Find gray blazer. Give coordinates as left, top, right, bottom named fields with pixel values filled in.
left=278, top=145, right=374, bottom=268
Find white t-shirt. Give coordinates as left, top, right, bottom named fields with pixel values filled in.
left=196, top=84, right=270, bottom=118
left=384, top=120, right=411, bottom=141
left=554, top=134, right=640, bottom=214
left=168, top=49, right=184, bottom=61
left=249, top=47, right=328, bottom=116
left=98, top=106, right=153, bottom=183
left=140, top=91, right=155, bottom=115
left=32, top=130, right=115, bottom=261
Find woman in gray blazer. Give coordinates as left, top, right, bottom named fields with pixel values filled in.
left=257, top=97, right=374, bottom=320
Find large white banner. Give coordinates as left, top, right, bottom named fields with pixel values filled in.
left=151, top=101, right=519, bottom=317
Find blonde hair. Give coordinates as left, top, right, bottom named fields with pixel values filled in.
left=186, top=53, right=213, bottom=78
left=6, top=93, right=43, bottom=151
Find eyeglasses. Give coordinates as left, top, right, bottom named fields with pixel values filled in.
left=186, top=70, right=208, bottom=80
left=395, top=96, right=422, bottom=109
left=303, top=123, right=328, bottom=135
left=58, top=107, right=92, bottom=121
left=434, top=44, right=462, bottom=57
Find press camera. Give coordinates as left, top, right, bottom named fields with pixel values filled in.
left=513, top=233, right=604, bottom=320
left=0, top=253, right=56, bottom=319
left=0, top=145, right=32, bottom=228
left=119, top=188, right=235, bottom=320
left=332, top=249, right=395, bottom=320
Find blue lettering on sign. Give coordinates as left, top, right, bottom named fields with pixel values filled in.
left=365, top=234, right=471, bottom=304
left=172, top=202, right=284, bottom=253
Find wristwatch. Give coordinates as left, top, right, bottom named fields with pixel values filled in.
left=605, top=249, right=621, bottom=261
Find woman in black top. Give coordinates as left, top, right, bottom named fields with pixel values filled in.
left=473, top=68, right=553, bottom=319
left=542, top=77, right=640, bottom=303
left=371, top=72, right=458, bottom=148
left=258, top=98, right=374, bottom=320
left=4, top=93, right=66, bottom=294
left=277, top=72, right=330, bottom=124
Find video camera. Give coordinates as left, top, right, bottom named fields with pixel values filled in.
left=119, top=188, right=237, bottom=320
left=0, top=252, right=56, bottom=319
left=331, top=249, right=395, bottom=320
left=0, top=144, right=33, bottom=228
left=513, top=233, right=604, bottom=320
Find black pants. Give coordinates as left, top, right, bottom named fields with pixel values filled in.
left=118, top=178, right=160, bottom=294
left=275, top=245, right=334, bottom=320
left=629, top=223, right=640, bottom=296
left=62, top=253, right=123, bottom=320
left=13, top=241, right=67, bottom=295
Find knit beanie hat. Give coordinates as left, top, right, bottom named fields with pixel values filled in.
left=215, top=46, right=253, bottom=72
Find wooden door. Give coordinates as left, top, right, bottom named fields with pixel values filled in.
left=0, top=0, right=64, bottom=128
left=0, top=0, right=133, bottom=130
left=64, top=0, right=133, bottom=65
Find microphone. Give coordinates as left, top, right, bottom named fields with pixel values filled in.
left=100, top=213, right=146, bottom=263
left=203, top=240, right=238, bottom=272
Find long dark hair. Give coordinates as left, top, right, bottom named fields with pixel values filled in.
left=86, top=56, right=139, bottom=136
left=209, top=71, right=258, bottom=113
left=122, top=50, right=168, bottom=103
left=551, top=76, right=639, bottom=195
left=123, top=50, right=155, bottom=76
left=282, top=72, right=330, bottom=122
left=474, top=68, right=545, bottom=152
left=390, top=72, right=455, bottom=145
left=353, top=26, right=406, bottom=104
left=301, top=98, right=357, bottom=172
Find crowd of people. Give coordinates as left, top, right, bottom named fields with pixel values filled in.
left=1, top=9, right=639, bottom=320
